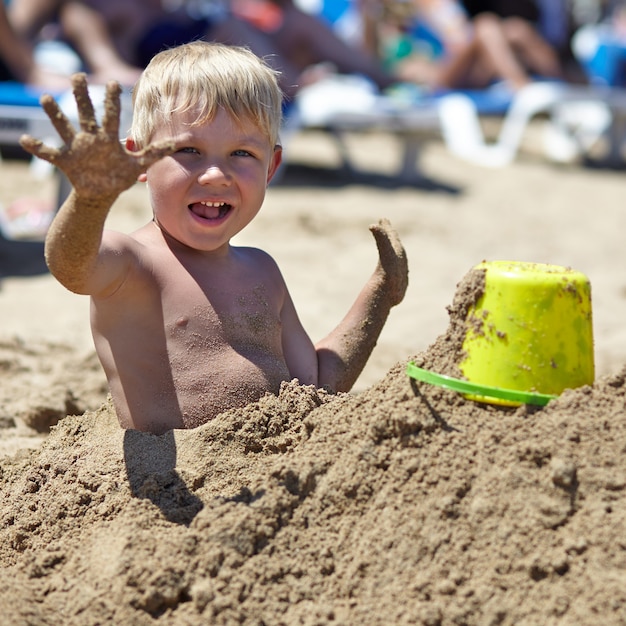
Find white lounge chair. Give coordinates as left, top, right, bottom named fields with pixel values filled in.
left=438, top=81, right=622, bottom=168
left=290, top=74, right=626, bottom=184
left=287, top=75, right=446, bottom=188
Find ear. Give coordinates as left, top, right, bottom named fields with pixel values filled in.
left=126, top=137, right=148, bottom=183
left=266, top=145, right=283, bottom=185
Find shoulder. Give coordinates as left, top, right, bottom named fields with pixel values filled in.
left=232, top=245, right=288, bottom=288
left=95, top=223, right=170, bottom=292
left=105, top=221, right=168, bottom=255
left=234, top=245, right=281, bottom=269
left=99, top=225, right=154, bottom=263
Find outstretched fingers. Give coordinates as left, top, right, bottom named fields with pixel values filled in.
left=369, top=218, right=409, bottom=306
left=72, top=73, right=98, bottom=134
left=101, top=80, right=122, bottom=139
left=40, top=94, right=76, bottom=145
left=134, top=139, right=178, bottom=170
left=19, top=134, right=61, bottom=164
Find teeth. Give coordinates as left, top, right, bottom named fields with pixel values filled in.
left=200, top=201, right=225, bottom=207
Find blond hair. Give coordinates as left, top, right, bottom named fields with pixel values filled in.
left=130, top=41, right=283, bottom=148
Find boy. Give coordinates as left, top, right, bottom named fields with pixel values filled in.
left=20, top=41, right=408, bottom=434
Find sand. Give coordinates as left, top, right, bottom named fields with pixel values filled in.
left=1, top=126, right=626, bottom=624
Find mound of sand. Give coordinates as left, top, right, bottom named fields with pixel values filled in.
left=0, top=335, right=108, bottom=457
left=1, top=269, right=625, bottom=626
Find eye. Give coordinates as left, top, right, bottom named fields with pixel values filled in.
left=177, top=146, right=199, bottom=155
left=232, top=149, right=254, bottom=157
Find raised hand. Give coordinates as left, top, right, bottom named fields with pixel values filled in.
left=369, top=218, right=409, bottom=307
left=19, top=73, right=176, bottom=200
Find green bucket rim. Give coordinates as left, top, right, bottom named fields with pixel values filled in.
left=406, top=361, right=558, bottom=407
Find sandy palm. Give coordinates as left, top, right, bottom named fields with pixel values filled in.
left=20, top=73, right=176, bottom=199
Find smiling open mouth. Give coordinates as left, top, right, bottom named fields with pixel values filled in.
left=189, top=201, right=232, bottom=220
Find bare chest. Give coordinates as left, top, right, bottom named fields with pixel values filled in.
left=162, top=271, right=284, bottom=355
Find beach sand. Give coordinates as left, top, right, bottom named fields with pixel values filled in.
left=1, top=126, right=626, bottom=624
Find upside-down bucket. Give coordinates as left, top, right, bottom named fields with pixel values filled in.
left=459, top=260, right=595, bottom=406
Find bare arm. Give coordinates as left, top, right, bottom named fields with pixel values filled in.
left=0, top=3, right=35, bottom=83
left=8, top=0, right=62, bottom=40
left=19, top=73, right=176, bottom=294
left=0, top=1, right=69, bottom=89
left=315, top=219, right=408, bottom=392
left=3, top=0, right=74, bottom=89
left=59, top=1, right=142, bottom=86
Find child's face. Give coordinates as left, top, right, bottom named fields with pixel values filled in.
left=139, top=106, right=282, bottom=254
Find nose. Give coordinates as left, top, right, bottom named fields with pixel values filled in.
left=197, top=163, right=231, bottom=186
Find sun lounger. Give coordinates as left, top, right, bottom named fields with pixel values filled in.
left=291, top=74, right=626, bottom=184
left=287, top=75, right=444, bottom=187
left=438, top=81, right=624, bottom=168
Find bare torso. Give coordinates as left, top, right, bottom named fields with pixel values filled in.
left=91, top=222, right=292, bottom=433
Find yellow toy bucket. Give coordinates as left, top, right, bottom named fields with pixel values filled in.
left=459, top=260, right=595, bottom=406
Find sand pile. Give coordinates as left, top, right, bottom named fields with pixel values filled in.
left=1, top=270, right=626, bottom=625
left=0, top=335, right=108, bottom=457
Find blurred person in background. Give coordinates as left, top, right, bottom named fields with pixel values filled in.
left=461, top=0, right=586, bottom=82
left=9, top=0, right=403, bottom=97
left=0, top=1, right=70, bottom=88
left=0, top=2, right=71, bottom=242
left=369, top=0, right=563, bottom=90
